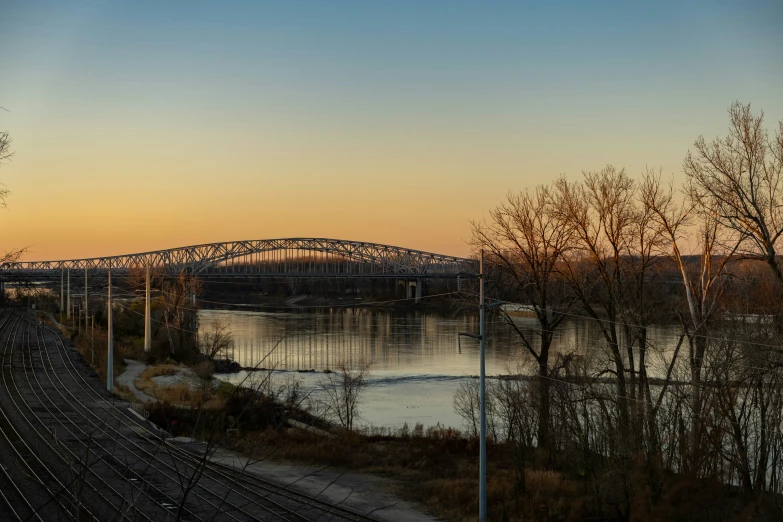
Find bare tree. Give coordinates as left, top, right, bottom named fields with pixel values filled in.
left=453, top=379, right=498, bottom=440
left=318, top=361, right=371, bottom=431
left=0, top=129, right=13, bottom=213
left=471, top=185, right=574, bottom=452
left=0, top=130, right=12, bottom=169
left=0, top=128, right=26, bottom=269
left=198, top=316, right=234, bottom=360
left=685, top=101, right=783, bottom=284
left=161, top=272, right=201, bottom=357
left=642, top=170, right=739, bottom=473
left=123, top=263, right=166, bottom=294
left=553, top=166, right=666, bottom=455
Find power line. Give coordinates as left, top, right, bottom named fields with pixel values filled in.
left=462, top=292, right=783, bottom=354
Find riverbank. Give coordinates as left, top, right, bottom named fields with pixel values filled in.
left=34, top=304, right=781, bottom=521
left=152, top=395, right=771, bottom=522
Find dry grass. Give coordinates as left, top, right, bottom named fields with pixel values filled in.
left=134, top=364, right=182, bottom=393
left=135, top=364, right=224, bottom=409
left=72, top=328, right=124, bottom=385
left=226, top=427, right=588, bottom=522
left=527, top=469, right=576, bottom=498
left=112, top=382, right=136, bottom=403
left=139, top=364, right=181, bottom=381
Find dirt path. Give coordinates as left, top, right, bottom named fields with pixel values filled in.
left=116, top=359, right=156, bottom=403
left=202, top=445, right=439, bottom=521
left=117, top=361, right=438, bottom=520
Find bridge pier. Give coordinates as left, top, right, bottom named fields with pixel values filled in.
left=401, top=279, right=423, bottom=303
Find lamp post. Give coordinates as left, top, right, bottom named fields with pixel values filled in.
left=144, top=262, right=152, bottom=352
left=458, top=250, right=487, bottom=521
left=84, top=267, right=88, bottom=334
left=478, top=250, right=486, bottom=522
left=107, top=264, right=114, bottom=392
left=67, top=269, right=71, bottom=320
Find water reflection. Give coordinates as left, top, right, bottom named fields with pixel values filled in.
left=202, top=308, right=684, bottom=429
left=200, top=308, right=683, bottom=378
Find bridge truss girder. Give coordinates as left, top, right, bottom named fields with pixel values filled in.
left=0, top=238, right=477, bottom=281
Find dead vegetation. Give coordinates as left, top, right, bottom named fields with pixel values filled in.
left=133, top=364, right=225, bottom=409
left=223, top=425, right=594, bottom=521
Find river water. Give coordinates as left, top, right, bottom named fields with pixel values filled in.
left=202, top=308, right=682, bottom=431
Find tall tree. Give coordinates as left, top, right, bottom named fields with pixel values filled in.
left=641, top=170, right=738, bottom=473
left=0, top=130, right=11, bottom=168
left=553, top=166, right=664, bottom=454
left=685, top=101, right=783, bottom=284
left=472, top=185, right=574, bottom=451
left=0, top=127, right=25, bottom=266
left=0, top=129, right=12, bottom=209
left=161, top=272, right=201, bottom=357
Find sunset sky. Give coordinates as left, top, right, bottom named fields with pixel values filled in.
left=1, top=1, right=781, bottom=261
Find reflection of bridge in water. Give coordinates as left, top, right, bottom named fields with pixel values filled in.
left=201, top=308, right=485, bottom=373
left=1, top=238, right=477, bottom=301
left=201, top=308, right=685, bottom=376
left=206, top=308, right=685, bottom=378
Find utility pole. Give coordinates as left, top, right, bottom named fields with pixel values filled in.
left=67, top=269, right=71, bottom=320
left=91, top=314, right=95, bottom=366
left=60, top=269, right=64, bottom=315
left=107, top=264, right=114, bottom=392
left=458, top=252, right=488, bottom=521
left=84, top=267, right=88, bottom=333
left=191, top=291, right=197, bottom=333
left=479, top=249, right=487, bottom=522
left=144, top=262, right=151, bottom=352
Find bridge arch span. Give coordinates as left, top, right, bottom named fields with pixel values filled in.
left=0, top=238, right=476, bottom=280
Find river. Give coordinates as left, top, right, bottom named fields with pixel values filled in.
left=202, top=307, right=682, bottom=432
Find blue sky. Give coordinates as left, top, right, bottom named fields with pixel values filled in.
left=0, top=1, right=781, bottom=258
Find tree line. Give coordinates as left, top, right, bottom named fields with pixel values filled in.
left=463, top=102, right=783, bottom=517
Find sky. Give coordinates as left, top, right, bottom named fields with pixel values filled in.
left=0, top=1, right=782, bottom=261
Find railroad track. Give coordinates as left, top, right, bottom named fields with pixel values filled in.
left=0, top=309, right=386, bottom=521
left=38, top=316, right=386, bottom=521
left=0, top=312, right=102, bottom=521
left=19, top=312, right=304, bottom=521
left=18, top=317, right=191, bottom=521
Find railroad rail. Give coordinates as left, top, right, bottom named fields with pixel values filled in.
left=0, top=309, right=392, bottom=521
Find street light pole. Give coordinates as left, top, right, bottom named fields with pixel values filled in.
left=457, top=252, right=489, bottom=521
left=107, top=264, right=114, bottom=392
left=479, top=249, right=487, bottom=522
left=85, top=267, right=88, bottom=333
left=144, top=262, right=151, bottom=352
left=67, top=269, right=71, bottom=320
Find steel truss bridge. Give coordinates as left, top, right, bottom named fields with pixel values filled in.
left=0, top=238, right=476, bottom=281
